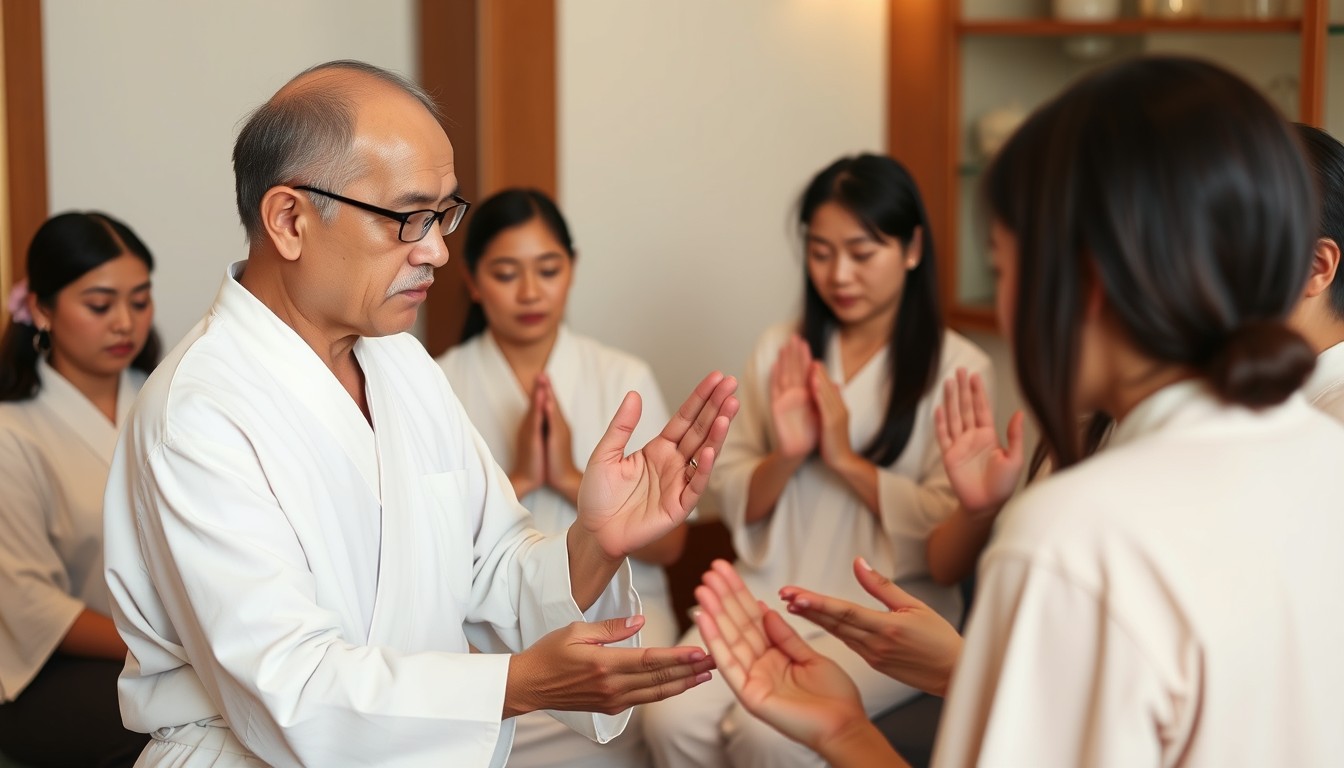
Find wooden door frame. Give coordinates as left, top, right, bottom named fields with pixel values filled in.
left=418, top=0, right=557, bottom=357
left=2, top=0, right=46, bottom=321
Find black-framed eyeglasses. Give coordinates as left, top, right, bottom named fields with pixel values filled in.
left=295, top=185, right=471, bottom=243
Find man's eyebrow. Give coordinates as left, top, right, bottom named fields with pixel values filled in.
left=389, top=185, right=461, bottom=210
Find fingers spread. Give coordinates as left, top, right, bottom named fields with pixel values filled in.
left=956, top=368, right=977, bottom=433
left=675, top=375, right=739, bottom=457
left=761, top=610, right=820, bottom=665
left=661, top=371, right=727, bottom=444
left=945, top=374, right=964, bottom=436
left=854, top=558, right=922, bottom=613
left=970, top=371, right=993, bottom=429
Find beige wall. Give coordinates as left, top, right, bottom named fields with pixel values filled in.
left=43, top=0, right=415, bottom=349
left=556, top=0, right=889, bottom=401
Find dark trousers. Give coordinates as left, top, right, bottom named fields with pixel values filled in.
left=0, top=654, right=148, bottom=768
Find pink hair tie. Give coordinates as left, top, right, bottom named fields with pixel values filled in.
left=7, top=278, right=33, bottom=326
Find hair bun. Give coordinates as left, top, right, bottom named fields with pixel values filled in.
left=1207, top=321, right=1315, bottom=408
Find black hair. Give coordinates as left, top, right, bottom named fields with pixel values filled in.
left=985, top=56, right=1316, bottom=471
left=457, top=188, right=575, bottom=343
left=0, top=212, right=162, bottom=402
left=797, top=154, right=943, bottom=467
left=1294, top=124, right=1344, bottom=318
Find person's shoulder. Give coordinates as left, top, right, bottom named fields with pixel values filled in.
left=565, top=330, right=658, bottom=383
left=938, top=329, right=992, bottom=375
left=436, top=334, right=483, bottom=382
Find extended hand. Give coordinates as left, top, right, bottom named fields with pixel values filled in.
left=694, top=560, right=870, bottom=752
left=933, top=368, right=1024, bottom=520
left=780, top=558, right=963, bottom=697
left=510, top=381, right=547, bottom=499
left=577, top=371, right=739, bottom=559
left=505, top=616, right=715, bottom=718
left=770, top=336, right=819, bottom=459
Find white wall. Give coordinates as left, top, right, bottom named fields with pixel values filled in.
left=557, top=0, right=889, bottom=400
left=44, top=0, right=415, bottom=350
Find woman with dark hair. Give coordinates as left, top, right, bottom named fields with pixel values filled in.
left=689, top=56, right=1344, bottom=768
left=0, top=211, right=159, bottom=766
left=437, top=188, right=684, bottom=768
left=643, top=154, right=991, bottom=768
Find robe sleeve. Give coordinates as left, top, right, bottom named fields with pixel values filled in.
left=933, top=551, right=1167, bottom=768
left=875, top=354, right=995, bottom=542
left=0, top=427, right=84, bottom=701
left=449, top=391, right=638, bottom=745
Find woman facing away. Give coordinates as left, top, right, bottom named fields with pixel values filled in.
left=437, top=188, right=686, bottom=768
left=0, top=212, right=161, bottom=767
left=642, top=154, right=993, bottom=768
left=692, top=55, right=1344, bottom=768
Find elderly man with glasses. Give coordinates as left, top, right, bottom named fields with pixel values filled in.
left=102, top=60, right=739, bottom=768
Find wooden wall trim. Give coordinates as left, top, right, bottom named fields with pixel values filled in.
left=3, top=0, right=45, bottom=294
left=420, top=0, right=481, bottom=357
left=418, top=0, right=557, bottom=357
left=887, top=0, right=955, bottom=322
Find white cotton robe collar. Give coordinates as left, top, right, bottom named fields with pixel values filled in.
left=35, top=356, right=138, bottom=459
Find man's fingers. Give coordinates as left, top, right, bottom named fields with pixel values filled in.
left=660, top=371, right=727, bottom=444
left=675, top=375, right=739, bottom=457
left=590, top=391, right=642, bottom=466
left=576, top=615, right=646, bottom=646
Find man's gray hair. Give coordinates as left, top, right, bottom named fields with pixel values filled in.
left=232, top=60, right=442, bottom=245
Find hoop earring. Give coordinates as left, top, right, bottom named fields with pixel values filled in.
left=32, top=327, right=51, bottom=354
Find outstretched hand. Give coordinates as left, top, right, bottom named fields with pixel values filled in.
left=693, top=560, right=869, bottom=752
left=933, top=368, right=1024, bottom=520
left=780, top=558, right=963, bottom=697
left=577, top=372, right=739, bottom=559
left=505, top=615, right=715, bottom=718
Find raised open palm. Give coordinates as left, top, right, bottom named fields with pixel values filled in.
left=577, top=372, right=739, bottom=559
left=694, top=560, right=868, bottom=750
left=769, top=335, right=818, bottom=459
left=933, top=368, right=1024, bottom=519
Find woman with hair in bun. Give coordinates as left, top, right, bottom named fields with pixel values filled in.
left=0, top=212, right=159, bottom=766
left=689, top=56, right=1344, bottom=768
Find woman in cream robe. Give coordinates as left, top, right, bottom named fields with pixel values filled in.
left=439, top=188, right=683, bottom=767
left=0, top=212, right=160, bottom=767
left=642, top=155, right=991, bottom=768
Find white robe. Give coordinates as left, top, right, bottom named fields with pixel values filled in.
left=102, top=263, right=637, bottom=768
left=0, top=360, right=144, bottom=701
left=935, top=382, right=1344, bottom=767
left=1305, top=339, right=1344, bottom=421
left=440, top=327, right=673, bottom=768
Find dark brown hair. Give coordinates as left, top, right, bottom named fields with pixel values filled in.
left=985, top=56, right=1315, bottom=471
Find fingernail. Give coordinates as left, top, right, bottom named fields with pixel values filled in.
left=857, top=556, right=874, bottom=571
left=689, top=650, right=705, bottom=661
left=695, top=672, right=712, bottom=684
left=793, top=598, right=810, bottom=609
left=626, top=615, right=643, bottom=628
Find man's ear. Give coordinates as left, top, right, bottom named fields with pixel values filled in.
left=1302, top=237, right=1342, bottom=300
left=259, top=186, right=309, bottom=262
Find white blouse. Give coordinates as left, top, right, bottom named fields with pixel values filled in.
left=0, top=358, right=144, bottom=701
left=1304, top=339, right=1344, bottom=421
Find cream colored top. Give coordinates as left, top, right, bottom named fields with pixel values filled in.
left=936, top=381, right=1344, bottom=767
left=0, top=359, right=144, bottom=701
left=1304, top=340, right=1344, bottom=421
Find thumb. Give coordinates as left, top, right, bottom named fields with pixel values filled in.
left=762, top=610, right=820, bottom=664
left=590, top=390, right=642, bottom=465
left=853, top=557, right=925, bottom=613
left=1005, top=410, right=1026, bottom=465
left=577, top=615, right=644, bottom=646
